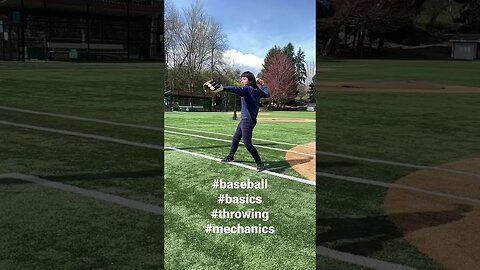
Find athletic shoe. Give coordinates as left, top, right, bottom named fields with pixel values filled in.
left=256, top=162, right=265, bottom=172
left=221, top=155, right=234, bottom=162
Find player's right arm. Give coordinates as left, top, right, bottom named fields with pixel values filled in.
left=260, top=85, right=270, bottom=98
left=256, top=79, right=270, bottom=98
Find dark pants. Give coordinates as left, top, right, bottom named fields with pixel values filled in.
left=228, top=119, right=262, bottom=163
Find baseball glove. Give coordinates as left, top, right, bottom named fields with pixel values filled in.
left=203, top=80, right=224, bottom=93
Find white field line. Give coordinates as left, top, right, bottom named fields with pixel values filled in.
left=2, top=107, right=469, bottom=268
left=0, top=120, right=314, bottom=186
left=0, top=173, right=163, bottom=215
left=165, top=125, right=315, bottom=149
left=162, top=127, right=477, bottom=178
left=5, top=119, right=477, bottom=203
left=167, top=131, right=480, bottom=178
left=0, top=123, right=415, bottom=270
left=0, top=105, right=311, bottom=149
left=0, top=174, right=409, bottom=269
left=317, top=171, right=480, bottom=205
left=0, top=105, right=314, bottom=157
left=0, top=105, right=164, bottom=131
left=1, top=120, right=475, bottom=268
left=1, top=105, right=478, bottom=177
left=164, top=130, right=315, bottom=158
left=0, top=120, right=164, bottom=150
left=317, top=246, right=416, bottom=270
left=165, top=146, right=315, bottom=186
left=318, top=150, right=480, bottom=178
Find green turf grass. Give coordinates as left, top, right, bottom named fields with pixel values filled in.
left=165, top=111, right=315, bottom=144
left=164, top=151, right=315, bottom=270
left=0, top=62, right=164, bottom=268
left=317, top=59, right=480, bottom=269
left=318, top=92, right=480, bottom=164
left=0, top=126, right=162, bottom=205
left=317, top=59, right=480, bottom=87
left=0, top=62, right=164, bottom=125
left=165, top=112, right=315, bottom=180
left=0, top=181, right=162, bottom=270
left=164, top=111, right=316, bottom=269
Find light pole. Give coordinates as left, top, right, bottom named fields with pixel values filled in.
left=232, top=94, right=237, bottom=120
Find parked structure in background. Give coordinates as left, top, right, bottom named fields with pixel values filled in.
left=450, top=34, right=480, bottom=60
left=0, top=0, right=163, bottom=61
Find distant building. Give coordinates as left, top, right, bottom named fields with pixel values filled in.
left=307, top=102, right=316, bottom=112
left=165, top=89, right=223, bottom=112
left=450, top=34, right=480, bottom=60
left=0, top=0, right=163, bottom=61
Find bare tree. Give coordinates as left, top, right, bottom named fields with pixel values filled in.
left=164, top=0, right=227, bottom=93
left=206, top=19, right=227, bottom=78
left=164, top=0, right=184, bottom=91
left=305, top=60, right=316, bottom=86
left=262, top=44, right=307, bottom=85
left=263, top=53, right=297, bottom=109
left=318, top=0, right=427, bottom=57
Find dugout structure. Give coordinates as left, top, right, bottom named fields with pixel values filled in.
left=0, top=0, right=163, bottom=61
left=165, top=90, right=241, bottom=113
left=450, top=34, right=480, bottom=60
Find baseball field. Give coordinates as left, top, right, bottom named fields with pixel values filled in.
left=164, top=110, right=316, bottom=269
left=0, top=61, right=317, bottom=269
left=317, top=59, right=480, bottom=269
left=0, top=62, right=164, bottom=269
left=3, top=59, right=477, bottom=269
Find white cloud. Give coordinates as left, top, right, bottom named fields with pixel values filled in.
left=223, top=49, right=264, bottom=76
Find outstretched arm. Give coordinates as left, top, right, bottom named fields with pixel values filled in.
left=223, top=86, right=251, bottom=97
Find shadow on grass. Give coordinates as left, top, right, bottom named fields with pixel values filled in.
left=173, top=145, right=230, bottom=151
left=232, top=159, right=317, bottom=177
left=317, top=204, right=473, bottom=256
left=171, top=142, right=283, bottom=151
left=234, top=159, right=294, bottom=173
left=279, top=158, right=314, bottom=174
left=0, top=178, right=29, bottom=185
left=165, top=145, right=314, bottom=177
left=41, top=169, right=163, bottom=182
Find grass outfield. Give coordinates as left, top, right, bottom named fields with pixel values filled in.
left=0, top=62, right=164, bottom=269
left=318, top=59, right=480, bottom=86
left=317, top=59, right=480, bottom=269
left=164, top=111, right=316, bottom=269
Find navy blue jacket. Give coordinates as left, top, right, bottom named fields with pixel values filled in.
left=224, top=85, right=270, bottom=122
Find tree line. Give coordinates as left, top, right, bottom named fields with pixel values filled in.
left=165, top=0, right=312, bottom=110
left=317, top=0, right=480, bottom=57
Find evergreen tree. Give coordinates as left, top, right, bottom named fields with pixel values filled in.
left=283, top=42, right=295, bottom=62
left=263, top=43, right=307, bottom=85
left=294, top=48, right=307, bottom=85
left=307, top=73, right=316, bottom=102
left=263, top=45, right=283, bottom=68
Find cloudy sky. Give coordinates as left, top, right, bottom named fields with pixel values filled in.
left=167, top=0, right=315, bottom=77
